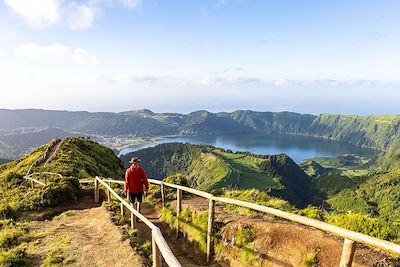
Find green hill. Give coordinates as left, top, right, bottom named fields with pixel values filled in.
left=299, top=160, right=327, bottom=177
left=0, top=137, right=125, bottom=220
left=121, top=143, right=317, bottom=207
left=38, top=137, right=125, bottom=179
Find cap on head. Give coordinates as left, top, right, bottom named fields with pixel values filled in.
left=129, top=157, right=141, bottom=164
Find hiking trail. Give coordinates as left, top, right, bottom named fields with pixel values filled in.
left=28, top=190, right=147, bottom=267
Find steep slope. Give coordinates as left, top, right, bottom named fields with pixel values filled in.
left=308, top=114, right=400, bottom=150
left=121, top=143, right=317, bottom=207
left=370, top=143, right=400, bottom=172
left=326, top=171, right=400, bottom=227
left=258, top=154, right=318, bottom=207
left=40, top=137, right=125, bottom=178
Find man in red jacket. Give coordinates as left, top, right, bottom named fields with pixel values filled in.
left=124, top=157, right=149, bottom=214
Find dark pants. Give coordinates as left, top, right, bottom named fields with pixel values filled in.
left=128, top=192, right=143, bottom=203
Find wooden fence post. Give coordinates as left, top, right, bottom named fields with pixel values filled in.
left=176, top=189, right=182, bottom=238
left=206, top=198, right=215, bottom=263
left=161, top=182, right=165, bottom=206
left=339, top=238, right=356, bottom=267
left=94, top=178, right=99, bottom=203
left=176, top=189, right=182, bottom=216
left=107, top=181, right=111, bottom=203
left=120, top=202, right=124, bottom=217
left=130, top=203, right=136, bottom=229
left=152, top=231, right=163, bottom=267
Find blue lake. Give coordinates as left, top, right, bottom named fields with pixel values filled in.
left=118, top=134, right=378, bottom=163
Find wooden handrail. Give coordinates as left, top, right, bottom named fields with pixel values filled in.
left=27, top=174, right=400, bottom=266
left=28, top=172, right=63, bottom=178
left=212, top=197, right=400, bottom=255
left=23, top=176, right=46, bottom=186
left=94, top=177, right=182, bottom=267
left=104, top=177, right=400, bottom=265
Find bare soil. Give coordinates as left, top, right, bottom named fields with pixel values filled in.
left=27, top=190, right=147, bottom=267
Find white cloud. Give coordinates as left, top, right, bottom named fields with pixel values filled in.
left=65, top=3, right=101, bottom=29
left=3, top=0, right=138, bottom=29
left=3, top=0, right=60, bottom=28
left=14, top=43, right=99, bottom=64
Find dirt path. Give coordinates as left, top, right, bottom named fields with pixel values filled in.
left=42, top=138, right=62, bottom=166
left=28, top=191, right=147, bottom=267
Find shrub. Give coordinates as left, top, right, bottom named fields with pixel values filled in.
left=38, top=179, right=79, bottom=208
left=3, top=173, right=24, bottom=188
left=0, top=247, right=28, bottom=267
left=0, top=228, right=25, bottom=250
left=0, top=204, right=16, bottom=220
left=163, top=173, right=189, bottom=187
left=326, top=213, right=394, bottom=241
left=297, top=206, right=326, bottom=221
left=235, top=226, right=256, bottom=246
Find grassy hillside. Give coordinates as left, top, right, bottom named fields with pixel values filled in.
left=309, top=114, right=400, bottom=150
left=371, top=143, right=400, bottom=172
left=39, top=137, right=125, bottom=179
left=121, top=143, right=317, bottom=207
left=326, top=171, right=400, bottom=231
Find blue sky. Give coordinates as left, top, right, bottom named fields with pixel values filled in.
left=0, top=0, right=399, bottom=114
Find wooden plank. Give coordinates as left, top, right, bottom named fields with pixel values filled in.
left=161, top=182, right=165, bottom=206
left=176, top=189, right=182, bottom=217
left=94, top=179, right=99, bottom=203
left=340, top=238, right=356, bottom=267
left=152, top=231, right=163, bottom=267
left=152, top=228, right=182, bottom=267
left=206, top=199, right=215, bottom=263
left=120, top=202, right=124, bottom=217
left=164, top=182, right=213, bottom=199
left=176, top=188, right=182, bottom=238
left=130, top=203, right=136, bottom=229
left=107, top=181, right=111, bottom=203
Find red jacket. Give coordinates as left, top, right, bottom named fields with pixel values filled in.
left=124, top=165, right=149, bottom=193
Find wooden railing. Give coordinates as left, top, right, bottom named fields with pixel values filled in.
left=26, top=138, right=61, bottom=176
left=23, top=172, right=62, bottom=188
left=93, top=177, right=182, bottom=267
left=24, top=174, right=400, bottom=266
left=103, top=178, right=400, bottom=267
